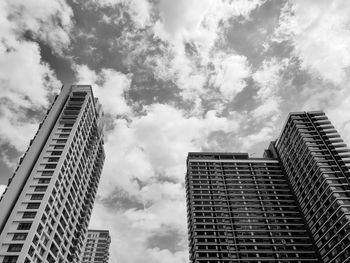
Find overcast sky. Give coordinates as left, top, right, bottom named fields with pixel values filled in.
left=1, top=0, right=350, bottom=262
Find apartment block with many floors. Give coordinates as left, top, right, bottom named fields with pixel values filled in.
left=186, top=152, right=319, bottom=262
left=0, top=85, right=105, bottom=263
left=273, top=111, right=350, bottom=262
left=79, top=229, right=111, bottom=263
left=186, top=111, right=350, bottom=263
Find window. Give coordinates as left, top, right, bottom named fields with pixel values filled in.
left=32, top=235, right=39, bottom=245
left=73, top=92, right=87, bottom=97
left=54, top=145, right=65, bottom=149
left=7, top=244, right=23, bottom=252
left=41, top=171, right=54, bottom=176
left=36, top=223, right=44, bottom=236
left=70, top=96, right=85, bottom=102
left=23, top=212, right=36, bottom=219
left=27, top=203, right=40, bottom=209
left=48, top=157, right=59, bottom=162
left=38, top=178, right=51, bottom=184
left=47, top=253, right=56, bottom=263
left=13, top=233, right=27, bottom=241
left=44, top=164, right=57, bottom=169
left=34, top=186, right=47, bottom=192
left=3, top=256, right=18, bottom=263
left=31, top=194, right=44, bottom=200
left=28, top=246, right=34, bottom=256
left=17, top=223, right=32, bottom=230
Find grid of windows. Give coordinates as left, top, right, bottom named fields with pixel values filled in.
left=275, top=111, right=350, bottom=263
left=186, top=153, right=318, bottom=262
left=79, top=230, right=111, bottom=263
left=0, top=86, right=105, bottom=263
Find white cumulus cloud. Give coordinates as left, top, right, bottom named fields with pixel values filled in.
left=98, top=103, right=242, bottom=197
left=210, top=52, right=251, bottom=99
left=4, top=0, right=73, bottom=53
left=0, top=0, right=66, bottom=151
left=275, top=0, right=350, bottom=85
left=149, top=0, right=264, bottom=102
left=75, top=64, right=132, bottom=116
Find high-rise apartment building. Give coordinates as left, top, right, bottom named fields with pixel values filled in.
left=186, top=111, right=350, bottom=263
left=273, top=111, right=350, bottom=263
left=79, top=230, right=111, bottom=263
left=0, top=85, right=105, bottom=263
left=186, top=152, right=319, bottom=262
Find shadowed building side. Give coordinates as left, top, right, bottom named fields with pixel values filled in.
left=186, top=152, right=318, bottom=262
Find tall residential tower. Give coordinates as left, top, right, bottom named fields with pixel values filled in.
left=0, top=85, right=105, bottom=263
left=79, top=229, right=111, bottom=263
left=186, top=152, right=319, bottom=262
left=273, top=111, right=350, bottom=262
left=186, top=111, right=350, bottom=263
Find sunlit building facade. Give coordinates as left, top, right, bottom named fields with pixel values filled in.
left=273, top=111, right=350, bottom=262
left=0, top=85, right=105, bottom=263
left=186, top=152, right=319, bottom=262
left=79, top=230, right=111, bottom=263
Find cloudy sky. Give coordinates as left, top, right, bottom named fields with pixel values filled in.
left=1, top=0, right=350, bottom=262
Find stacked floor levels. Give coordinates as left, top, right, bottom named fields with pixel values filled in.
left=186, top=111, right=350, bottom=263
left=0, top=85, right=105, bottom=263
left=186, top=152, right=319, bottom=262
left=79, top=230, right=111, bottom=263
left=273, top=111, right=350, bottom=262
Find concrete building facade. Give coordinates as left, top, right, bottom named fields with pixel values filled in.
left=186, top=152, right=319, bottom=262
left=80, top=230, right=111, bottom=263
left=0, top=85, right=105, bottom=263
left=273, top=111, right=350, bottom=262
left=186, top=111, right=350, bottom=262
